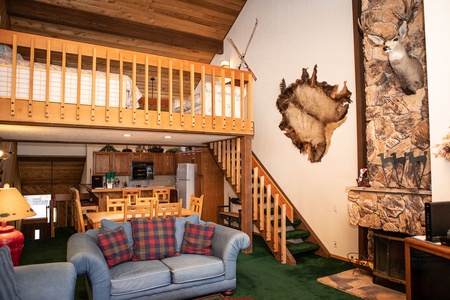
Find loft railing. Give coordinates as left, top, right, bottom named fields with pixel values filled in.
left=0, top=29, right=254, bottom=136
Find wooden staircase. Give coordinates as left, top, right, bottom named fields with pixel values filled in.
left=208, top=138, right=329, bottom=265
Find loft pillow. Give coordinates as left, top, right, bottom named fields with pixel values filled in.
left=0, top=246, right=21, bottom=300
left=131, top=216, right=177, bottom=261
left=97, top=226, right=132, bottom=268
left=181, top=221, right=215, bottom=255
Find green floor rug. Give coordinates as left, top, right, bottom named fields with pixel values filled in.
left=20, top=228, right=359, bottom=300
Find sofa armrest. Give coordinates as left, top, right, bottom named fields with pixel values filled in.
left=67, top=232, right=111, bottom=300
left=15, top=262, right=76, bottom=300
left=208, top=222, right=250, bottom=280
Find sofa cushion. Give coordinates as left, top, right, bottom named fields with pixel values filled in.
left=131, top=217, right=177, bottom=261
left=175, top=214, right=200, bottom=252
left=97, top=226, right=132, bottom=268
left=0, top=246, right=21, bottom=300
left=100, top=219, right=134, bottom=250
left=109, top=260, right=171, bottom=296
left=162, top=254, right=224, bottom=284
left=181, top=222, right=215, bottom=255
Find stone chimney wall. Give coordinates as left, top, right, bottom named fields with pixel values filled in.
left=348, top=0, right=430, bottom=236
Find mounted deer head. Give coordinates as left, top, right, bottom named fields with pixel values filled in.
left=358, top=0, right=424, bottom=95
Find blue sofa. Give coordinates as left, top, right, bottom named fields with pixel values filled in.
left=0, top=246, right=77, bottom=300
left=67, top=219, right=250, bottom=300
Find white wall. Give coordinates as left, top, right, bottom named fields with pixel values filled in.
left=212, top=0, right=358, bottom=257
left=424, top=0, right=450, bottom=202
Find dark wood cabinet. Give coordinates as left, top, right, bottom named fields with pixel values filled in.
left=405, top=237, right=450, bottom=300
left=112, top=153, right=131, bottom=175
left=93, top=152, right=112, bottom=175
left=93, top=152, right=175, bottom=176
left=93, top=152, right=130, bottom=175
left=139, top=152, right=175, bottom=175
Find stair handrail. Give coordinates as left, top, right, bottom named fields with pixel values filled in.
left=251, top=153, right=294, bottom=222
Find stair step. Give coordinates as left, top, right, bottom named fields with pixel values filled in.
left=272, top=217, right=301, bottom=227
left=286, top=242, right=320, bottom=255
left=285, top=229, right=310, bottom=240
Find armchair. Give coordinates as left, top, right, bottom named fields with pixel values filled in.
left=0, top=246, right=77, bottom=300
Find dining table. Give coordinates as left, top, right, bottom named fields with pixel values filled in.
left=85, top=208, right=196, bottom=229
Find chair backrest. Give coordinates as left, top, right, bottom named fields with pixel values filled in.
left=189, top=194, right=204, bottom=219
left=153, top=188, right=170, bottom=203
left=122, top=188, right=141, bottom=204
left=106, top=195, right=131, bottom=212
left=125, top=203, right=155, bottom=219
left=156, top=200, right=182, bottom=218
left=69, top=187, right=85, bottom=233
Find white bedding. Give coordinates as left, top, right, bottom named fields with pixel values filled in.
left=172, top=82, right=244, bottom=117
left=0, top=46, right=141, bottom=108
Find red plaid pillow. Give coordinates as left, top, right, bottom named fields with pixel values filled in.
left=131, top=217, right=177, bottom=261
left=181, top=222, right=215, bottom=255
left=97, top=226, right=132, bottom=268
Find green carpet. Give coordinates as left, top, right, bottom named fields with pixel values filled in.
left=20, top=228, right=359, bottom=300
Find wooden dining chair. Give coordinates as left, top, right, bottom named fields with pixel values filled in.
left=70, top=187, right=97, bottom=233
left=125, top=196, right=159, bottom=219
left=106, top=195, right=131, bottom=212
left=189, top=194, right=204, bottom=219
left=122, top=188, right=141, bottom=205
left=156, top=200, right=182, bottom=218
left=125, top=203, right=155, bottom=219
left=153, top=188, right=170, bottom=203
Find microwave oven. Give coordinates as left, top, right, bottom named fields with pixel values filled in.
left=131, top=162, right=154, bottom=180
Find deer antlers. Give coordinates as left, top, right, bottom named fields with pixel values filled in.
left=358, top=0, right=424, bottom=95
left=392, top=0, right=419, bottom=24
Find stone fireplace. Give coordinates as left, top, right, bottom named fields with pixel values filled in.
left=350, top=0, right=431, bottom=290
left=347, top=187, right=431, bottom=236
left=346, top=186, right=431, bottom=288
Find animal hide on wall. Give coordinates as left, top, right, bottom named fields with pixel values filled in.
left=276, top=65, right=352, bottom=163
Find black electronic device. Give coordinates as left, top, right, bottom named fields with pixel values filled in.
left=440, top=236, right=450, bottom=247
left=425, top=201, right=450, bottom=242
left=92, top=175, right=103, bottom=188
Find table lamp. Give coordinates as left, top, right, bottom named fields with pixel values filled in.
left=0, top=183, right=36, bottom=266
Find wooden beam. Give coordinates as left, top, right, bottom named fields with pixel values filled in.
left=6, top=0, right=224, bottom=55
left=240, top=135, right=252, bottom=253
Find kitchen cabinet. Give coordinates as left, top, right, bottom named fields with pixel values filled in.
left=139, top=153, right=175, bottom=175
left=93, top=152, right=130, bottom=176
left=93, top=152, right=112, bottom=175
left=94, top=152, right=175, bottom=176
left=112, top=153, right=131, bottom=175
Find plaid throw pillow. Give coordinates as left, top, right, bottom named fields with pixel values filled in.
left=97, top=226, right=132, bottom=268
left=131, top=217, right=177, bottom=261
left=181, top=222, right=215, bottom=255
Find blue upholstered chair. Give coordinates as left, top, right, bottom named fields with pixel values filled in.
left=0, top=246, right=77, bottom=300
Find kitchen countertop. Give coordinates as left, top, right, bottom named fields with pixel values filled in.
left=82, top=185, right=175, bottom=193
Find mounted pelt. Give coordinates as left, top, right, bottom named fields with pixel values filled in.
left=276, top=65, right=352, bottom=162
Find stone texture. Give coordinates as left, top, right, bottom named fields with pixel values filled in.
left=347, top=188, right=430, bottom=235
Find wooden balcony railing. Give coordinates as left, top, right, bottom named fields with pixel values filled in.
left=0, top=29, right=254, bottom=136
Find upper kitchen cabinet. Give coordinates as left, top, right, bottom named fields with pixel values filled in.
left=93, top=152, right=176, bottom=176
left=140, top=153, right=175, bottom=175
left=112, top=153, right=132, bottom=175
left=93, top=152, right=112, bottom=175
left=93, top=152, right=131, bottom=176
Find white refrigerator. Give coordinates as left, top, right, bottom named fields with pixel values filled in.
left=176, top=163, right=196, bottom=209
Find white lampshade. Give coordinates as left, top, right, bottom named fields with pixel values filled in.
left=0, top=184, right=36, bottom=222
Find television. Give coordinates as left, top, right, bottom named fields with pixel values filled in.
left=425, top=201, right=450, bottom=242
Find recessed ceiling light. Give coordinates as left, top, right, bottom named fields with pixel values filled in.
left=164, top=135, right=172, bottom=139
left=123, top=134, right=132, bottom=137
